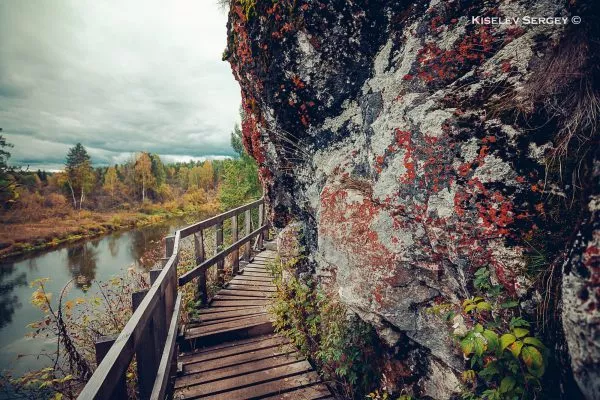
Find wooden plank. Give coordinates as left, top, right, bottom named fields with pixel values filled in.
left=240, top=271, right=272, bottom=278
left=179, top=335, right=288, bottom=364
left=179, top=198, right=263, bottom=238
left=93, top=335, right=127, bottom=399
left=175, top=353, right=301, bottom=389
left=150, top=292, right=182, bottom=400
left=215, top=221, right=224, bottom=285
left=260, top=383, right=333, bottom=400
left=178, top=224, right=268, bottom=286
left=183, top=346, right=296, bottom=376
left=198, top=305, right=264, bottom=314
left=244, top=209, right=251, bottom=262
left=225, top=284, right=276, bottom=292
left=191, top=312, right=268, bottom=328
left=186, top=314, right=272, bottom=336
left=193, top=230, right=207, bottom=305
left=230, top=277, right=274, bottom=285
left=217, top=289, right=273, bottom=297
left=181, top=334, right=281, bottom=357
left=210, top=299, right=270, bottom=307
left=231, top=215, right=239, bottom=274
left=78, top=231, right=180, bottom=400
left=242, top=267, right=269, bottom=273
left=176, top=364, right=318, bottom=400
left=212, top=294, right=272, bottom=301
left=185, top=314, right=272, bottom=340
left=131, top=290, right=156, bottom=399
left=197, top=307, right=267, bottom=322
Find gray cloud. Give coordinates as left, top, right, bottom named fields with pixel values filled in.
left=0, top=0, right=241, bottom=170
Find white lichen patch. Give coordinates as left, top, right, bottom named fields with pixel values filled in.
left=371, top=208, right=415, bottom=252
left=406, top=100, right=455, bottom=137
left=373, top=152, right=405, bottom=202
left=320, top=99, right=362, bottom=134
left=473, top=154, right=517, bottom=183
left=427, top=186, right=457, bottom=218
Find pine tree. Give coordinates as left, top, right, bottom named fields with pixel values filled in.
left=65, top=143, right=94, bottom=209
left=0, top=130, right=19, bottom=207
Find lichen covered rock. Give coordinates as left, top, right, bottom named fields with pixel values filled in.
left=225, top=0, right=599, bottom=397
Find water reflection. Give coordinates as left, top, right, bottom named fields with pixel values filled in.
left=66, top=243, right=99, bottom=288
left=0, top=263, right=27, bottom=329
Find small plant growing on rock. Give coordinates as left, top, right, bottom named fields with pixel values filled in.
left=435, top=267, right=548, bottom=400
left=268, top=257, right=380, bottom=399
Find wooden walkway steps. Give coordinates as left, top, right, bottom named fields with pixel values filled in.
left=174, top=248, right=333, bottom=400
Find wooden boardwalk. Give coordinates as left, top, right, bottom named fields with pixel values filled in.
left=174, top=249, right=333, bottom=400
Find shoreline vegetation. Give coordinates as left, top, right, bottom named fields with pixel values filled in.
left=0, top=201, right=214, bottom=260
left=0, top=121, right=262, bottom=261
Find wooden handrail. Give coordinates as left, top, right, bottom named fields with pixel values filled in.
left=78, top=197, right=267, bottom=400
left=178, top=224, right=268, bottom=286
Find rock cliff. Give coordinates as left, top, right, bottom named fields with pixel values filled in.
left=225, top=0, right=599, bottom=398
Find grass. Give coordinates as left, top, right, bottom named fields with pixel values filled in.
left=0, top=202, right=217, bottom=259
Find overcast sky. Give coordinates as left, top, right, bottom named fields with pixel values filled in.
left=0, top=0, right=241, bottom=171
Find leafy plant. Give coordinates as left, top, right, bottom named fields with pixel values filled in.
left=268, top=257, right=380, bottom=399
left=448, top=267, right=549, bottom=399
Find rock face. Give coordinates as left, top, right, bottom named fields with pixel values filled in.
left=225, top=0, right=599, bottom=397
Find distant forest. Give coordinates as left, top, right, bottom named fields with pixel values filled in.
left=0, top=124, right=261, bottom=224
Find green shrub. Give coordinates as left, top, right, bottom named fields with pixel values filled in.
left=268, top=257, right=380, bottom=399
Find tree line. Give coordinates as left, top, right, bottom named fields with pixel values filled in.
left=0, top=125, right=261, bottom=221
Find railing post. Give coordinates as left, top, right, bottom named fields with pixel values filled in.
left=258, top=201, right=265, bottom=250
left=165, top=235, right=175, bottom=258
left=94, top=335, right=127, bottom=399
left=215, top=221, right=224, bottom=285
left=132, top=290, right=157, bottom=400
left=193, top=230, right=207, bottom=304
left=244, top=209, right=251, bottom=263
left=231, top=215, right=239, bottom=275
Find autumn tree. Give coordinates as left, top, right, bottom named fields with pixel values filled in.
left=65, top=143, right=95, bottom=209
left=0, top=130, right=19, bottom=208
left=199, top=161, right=214, bottom=191
left=134, top=152, right=155, bottom=202
left=103, top=166, right=119, bottom=198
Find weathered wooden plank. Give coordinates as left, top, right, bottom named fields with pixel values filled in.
left=212, top=294, right=272, bottom=301
left=184, top=314, right=272, bottom=340
left=93, top=335, right=127, bottom=399
left=225, top=284, right=276, bottom=292
left=178, top=198, right=263, bottom=238
left=183, top=344, right=293, bottom=374
left=186, top=314, right=272, bottom=336
left=197, top=307, right=267, bottom=322
left=176, top=363, right=316, bottom=399
left=230, top=277, right=274, bottom=285
left=217, top=289, right=273, bottom=298
left=179, top=335, right=288, bottom=364
left=210, top=299, right=270, bottom=307
left=198, top=304, right=263, bottom=314
left=78, top=231, right=181, bottom=400
left=150, top=292, right=182, bottom=400
left=240, top=271, right=272, bottom=278
left=175, top=353, right=301, bottom=389
left=190, top=312, right=268, bottom=329
left=181, top=334, right=281, bottom=357
left=215, top=221, right=224, bottom=285
left=260, top=383, right=333, bottom=400
left=231, top=215, right=239, bottom=275
left=178, top=224, right=268, bottom=286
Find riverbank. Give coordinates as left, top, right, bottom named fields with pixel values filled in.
left=0, top=202, right=219, bottom=260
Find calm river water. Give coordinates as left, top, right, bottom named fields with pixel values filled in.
left=0, top=216, right=196, bottom=378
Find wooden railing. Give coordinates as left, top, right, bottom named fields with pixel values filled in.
left=77, top=197, right=268, bottom=400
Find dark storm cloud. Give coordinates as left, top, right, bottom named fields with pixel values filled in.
left=0, top=0, right=241, bottom=170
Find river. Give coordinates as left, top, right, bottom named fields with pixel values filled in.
left=0, top=215, right=197, bottom=379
